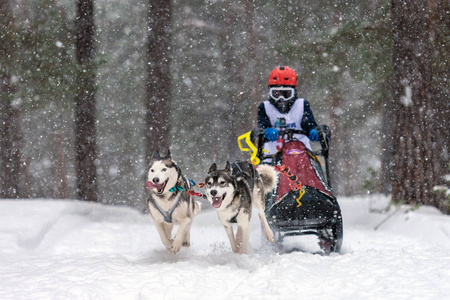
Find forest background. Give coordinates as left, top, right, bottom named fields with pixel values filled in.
left=0, top=0, right=448, bottom=212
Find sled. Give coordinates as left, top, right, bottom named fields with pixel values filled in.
left=238, top=122, right=343, bottom=254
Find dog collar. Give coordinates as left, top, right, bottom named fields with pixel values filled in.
left=169, top=182, right=205, bottom=198
left=169, top=185, right=186, bottom=192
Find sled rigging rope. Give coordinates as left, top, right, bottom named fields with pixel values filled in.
left=146, top=179, right=205, bottom=198
left=169, top=179, right=205, bottom=198
left=275, top=164, right=305, bottom=207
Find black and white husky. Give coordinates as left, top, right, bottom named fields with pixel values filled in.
left=204, top=161, right=278, bottom=254
left=146, top=150, right=201, bottom=254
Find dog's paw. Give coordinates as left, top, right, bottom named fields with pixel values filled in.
left=163, top=239, right=173, bottom=249
left=231, top=243, right=242, bottom=254
left=182, top=241, right=190, bottom=247
left=265, top=231, right=274, bottom=243
left=170, top=240, right=183, bottom=254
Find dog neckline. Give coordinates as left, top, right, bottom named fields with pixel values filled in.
left=153, top=177, right=189, bottom=223
left=152, top=196, right=181, bottom=223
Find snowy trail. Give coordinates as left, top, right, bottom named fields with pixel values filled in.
left=1, top=196, right=449, bottom=300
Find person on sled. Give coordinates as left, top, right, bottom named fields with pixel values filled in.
left=257, top=66, right=319, bottom=163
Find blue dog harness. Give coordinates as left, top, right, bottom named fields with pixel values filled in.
left=152, top=176, right=192, bottom=223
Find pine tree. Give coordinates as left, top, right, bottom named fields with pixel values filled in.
left=75, top=0, right=97, bottom=201
left=145, top=0, right=172, bottom=164
left=0, top=0, right=22, bottom=198
left=390, top=0, right=443, bottom=207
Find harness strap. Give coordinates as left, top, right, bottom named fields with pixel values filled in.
left=153, top=197, right=181, bottom=223
left=231, top=162, right=256, bottom=191
left=148, top=174, right=208, bottom=223
left=154, top=176, right=184, bottom=223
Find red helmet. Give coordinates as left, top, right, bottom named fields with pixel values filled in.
left=268, top=66, right=298, bottom=87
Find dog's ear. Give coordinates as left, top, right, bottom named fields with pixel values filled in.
left=152, top=150, right=161, bottom=160
left=162, top=149, right=171, bottom=159
left=225, top=161, right=231, bottom=173
left=209, top=163, right=217, bottom=174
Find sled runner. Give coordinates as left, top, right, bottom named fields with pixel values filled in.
left=238, top=122, right=343, bottom=254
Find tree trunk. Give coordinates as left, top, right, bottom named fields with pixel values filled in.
left=52, top=132, right=68, bottom=199
left=145, top=0, right=172, bottom=164
left=380, top=101, right=395, bottom=194
left=75, top=0, right=97, bottom=201
left=0, top=0, right=21, bottom=199
left=428, top=0, right=450, bottom=212
left=219, top=0, right=239, bottom=157
left=391, top=0, right=442, bottom=207
left=244, top=0, right=259, bottom=127
left=327, top=8, right=344, bottom=195
left=0, top=92, right=21, bottom=199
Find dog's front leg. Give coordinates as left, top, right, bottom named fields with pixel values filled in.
left=164, top=222, right=174, bottom=240
left=237, top=224, right=250, bottom=254
left=154, top=221, right=173, bottom=250
left=182, top=222, right=192, bottom=247
left=224, top=225, right=239, bottom=253
left=235, top=226, right=243, bottom=253
left=171, top=218, right=192, bottom=254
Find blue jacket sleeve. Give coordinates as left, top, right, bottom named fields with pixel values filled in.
left=301, top=100, right=318, bottom=134
left=257, top=102, right=272, bottom=129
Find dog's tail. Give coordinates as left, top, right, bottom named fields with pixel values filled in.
left=256, top=165, right=279, bottom=194
left=193, top=200, right=202, bottom=216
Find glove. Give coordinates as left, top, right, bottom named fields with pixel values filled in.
left=264, top=128, right=279, bottom=142
left=309, top=129, right=319, bottom=142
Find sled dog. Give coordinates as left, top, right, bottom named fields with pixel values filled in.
left=204, top=161, right=278, bottom=254
left=146, top=150, right=201, bottom=254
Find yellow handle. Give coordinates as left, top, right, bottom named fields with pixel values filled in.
left=237, top=131, right=260, bottom=165
left=296, top=188, right=305, bottom=207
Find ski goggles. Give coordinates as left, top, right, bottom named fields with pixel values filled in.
left=269, top=87, right=295, bottom=101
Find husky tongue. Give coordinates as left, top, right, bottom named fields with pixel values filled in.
left=145, top=181, right=157, bottom=189
left=145, top=180, right=166, bottom=194
left=211, top=196, right=223, bottom=208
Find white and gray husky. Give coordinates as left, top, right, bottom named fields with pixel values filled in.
left=146, top=150, right=201, bottom=254
left=204, top=161, right=278, bottom=254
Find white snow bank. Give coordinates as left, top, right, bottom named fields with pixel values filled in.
left=0, top=195, right=449, bottom=300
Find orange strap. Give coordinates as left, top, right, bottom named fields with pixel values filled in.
left=275, top=165, right=305, bottom=207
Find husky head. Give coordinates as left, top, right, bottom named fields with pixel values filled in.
left=146, top=150, right=180, bottom=195
left=204, top=161, right=236, bottom=209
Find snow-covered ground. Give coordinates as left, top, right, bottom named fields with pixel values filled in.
left=1, top=195, right=449, bottom=300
